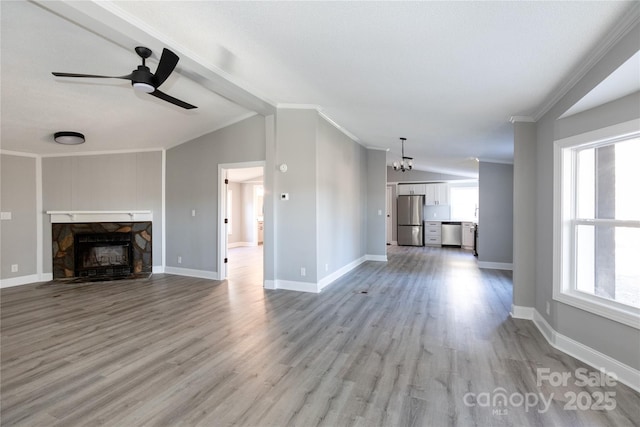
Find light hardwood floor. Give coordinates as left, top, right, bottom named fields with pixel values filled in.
left=1, top=246, right=638, bottom=426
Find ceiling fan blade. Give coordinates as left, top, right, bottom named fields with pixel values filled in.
left=149, top=89, right=197, bottom=110
left=154, top=48, right=179, bottom=87
left=52, top=72, right=134, bottom=81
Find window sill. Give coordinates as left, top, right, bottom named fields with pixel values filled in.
left=553, top=290, right=640, bottom=330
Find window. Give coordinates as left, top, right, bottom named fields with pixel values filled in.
left=554, top=121, right=640, bottom=329
left=450, top=185, right=479, bottom=220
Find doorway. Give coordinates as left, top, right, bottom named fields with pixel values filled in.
left=218, top=162, right=265, bottom=285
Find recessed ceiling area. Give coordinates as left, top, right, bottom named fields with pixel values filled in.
left=1, top=0, right=638, bottom=177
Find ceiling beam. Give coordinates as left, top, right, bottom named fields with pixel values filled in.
left=33, top=0, right=277, bottom=116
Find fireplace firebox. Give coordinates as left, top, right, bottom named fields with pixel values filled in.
left=74, top=232, right=134, bottom=278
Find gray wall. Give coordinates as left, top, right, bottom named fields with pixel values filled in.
left=521, top=22, right=639, bottom=369
left=166, top=114, right=265, bottom=273
left=478, top=162, right=513, bottom=264
left=366, top=150, right=388, bottom=257
left=316, top=115, right=368, bottom=281
left=0, top=154, right=37, bottom=280
left=274, top=109, right=318, bottom=283
left=42, top=151, right=163, bottom=271
left=512, top=121, right=537, bottom=307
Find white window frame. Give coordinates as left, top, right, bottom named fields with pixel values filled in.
left=553, top=119, right=640, bottom=330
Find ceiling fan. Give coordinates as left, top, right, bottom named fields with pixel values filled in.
left=52, top=46, right=197, bottom=110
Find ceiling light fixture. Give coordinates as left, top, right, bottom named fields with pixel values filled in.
left=54, top=131, right=85, bottom=145
left=393, top=137, right=413, bottom=172
left=132, top=82, right=155, bottom=93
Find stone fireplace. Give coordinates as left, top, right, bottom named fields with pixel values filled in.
left=48, top=211, right=153, bottom=280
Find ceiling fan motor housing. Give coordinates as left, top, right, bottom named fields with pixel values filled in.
left=131, top=65, right=156, bottom=88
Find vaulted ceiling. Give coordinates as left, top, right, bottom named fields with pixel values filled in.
left=1, top=1, right=638, bottom=177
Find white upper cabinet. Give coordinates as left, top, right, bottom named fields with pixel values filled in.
left=425, top=183, right=449, bottom=205
left=397, top=184, right=426, bottom=195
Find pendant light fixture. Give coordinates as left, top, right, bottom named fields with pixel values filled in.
left=393, top=137, right=413, bottom=172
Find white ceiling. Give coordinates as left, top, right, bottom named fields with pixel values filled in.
left=227, top=167, right=264, bottom=184
left=1, top=1, right=638, bottom=177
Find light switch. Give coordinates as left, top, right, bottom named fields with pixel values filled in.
left=191, top=209, right=196, bottom=217
left=0, top=212, right=12, bottom=220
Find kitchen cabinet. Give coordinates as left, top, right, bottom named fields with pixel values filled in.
left=462, top=222, right=475, bottom=250
left=397, top=183, right=426, bottom=195
left=425, top=183, right=449, bottom=205
left=424, top=221, right=441, bottom=246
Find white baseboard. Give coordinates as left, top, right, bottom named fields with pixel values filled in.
left=1, top=274, right=40, bottom=288
left=228, top=241, right=256, bottom=249
left=511, top=305, right=640, bottom=393
left=274, top=279, right=320, bottom=293
left=318, top=256, right=367, bottom=292
left=152, top=266, right=164, bottom=274
left=510, top=304, right=534, bottom=319
left=267, top=254, right=383, bottom=294
left=164, top=266, right=219, bottom=281
left=0, top=273, right=53, bottom=288
left=478, top=261, right=513, bottom=270
left=365, top=254, right=388, bottom=262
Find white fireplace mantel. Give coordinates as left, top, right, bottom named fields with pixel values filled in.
left=46, top=210, right=153, bottom=223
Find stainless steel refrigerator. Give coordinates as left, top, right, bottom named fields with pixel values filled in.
left=397, top=195, right=424, bottom=246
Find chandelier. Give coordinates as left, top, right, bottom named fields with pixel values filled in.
left=393, top=137, right=413, bottom=172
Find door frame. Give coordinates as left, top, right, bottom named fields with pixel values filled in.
left=386, top=185, right=393, bottom=245
left=218, top=161, right=265, bottom=281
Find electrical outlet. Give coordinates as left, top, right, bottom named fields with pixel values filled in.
left=178, top=256, right=182, bottom=264
left=300, top=267, right=306, bottom=277
left=11, top=264, right=18, bottom=273
left=325, top=264, right=329, bottom=272
left=191, top=209, right=196, bottom=217
left=546, top=301, right=551, bottom=316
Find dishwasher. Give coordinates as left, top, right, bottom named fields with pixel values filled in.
left=441, top=222, right=462, bottom=247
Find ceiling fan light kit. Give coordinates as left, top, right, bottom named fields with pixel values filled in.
left=54, top=131, right=85, bottom=145
left=133, top=82, right=155, bottom=93
left=52, top=46, right=197, bottom=109
left=393, top=137, right=413, bottom=172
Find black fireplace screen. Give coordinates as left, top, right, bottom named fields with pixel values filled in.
left=74, top=232, right=134, bottom=277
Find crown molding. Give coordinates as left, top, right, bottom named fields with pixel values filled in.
left=531, top=3, right=640, bottom=121
left=509, top=116, right=535, bottom=123
left=276, top=103, right=321, bottom=110
left=40, top=147, right=164, bottom=158
left=0, top=150, right=40, bottom=158
left=478, top=157, right=514, bottom=165
left=317, top=110, right=361, bottom=144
